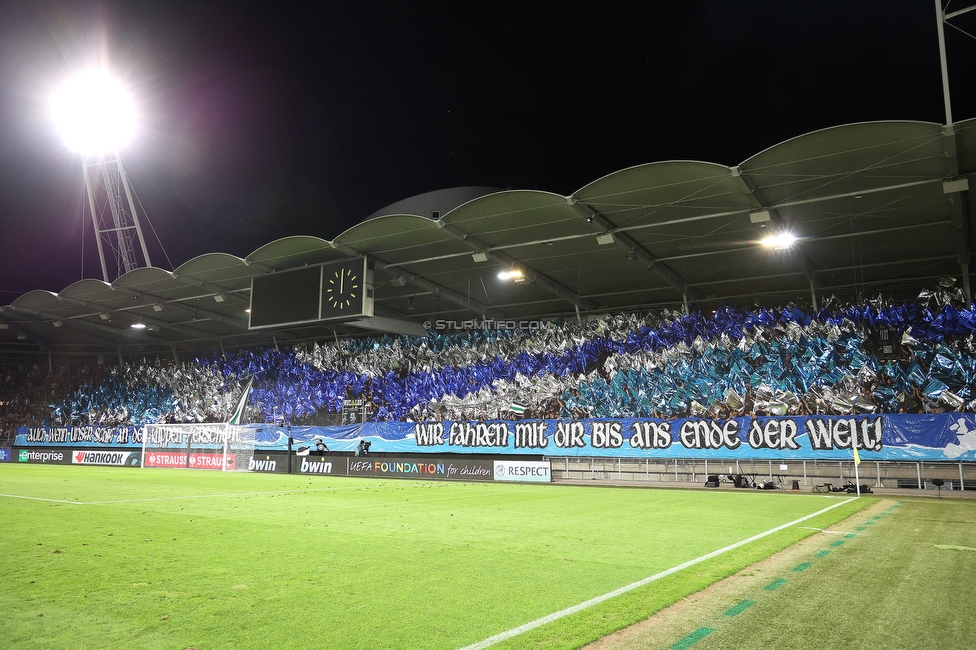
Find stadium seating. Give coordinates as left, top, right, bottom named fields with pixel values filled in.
left=3, top=293, right=976, bottom=430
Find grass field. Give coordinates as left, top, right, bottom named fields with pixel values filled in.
left=0, top=465, right=892, bottom=649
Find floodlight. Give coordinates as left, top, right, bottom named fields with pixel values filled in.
left=498, top=269, right=524, bottom=281
left=760, top=232, right=797, bottom=250
left=51, top=69, right=137, bottom=154
left=130, top=322, right=147, bottom=330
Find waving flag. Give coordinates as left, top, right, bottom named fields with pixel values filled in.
left=227, top=378, right=254, bottom=425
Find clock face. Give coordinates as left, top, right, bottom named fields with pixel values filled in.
left=319, top=257, right=368, bottom=320
left=324, top=267, right=360, bottom=310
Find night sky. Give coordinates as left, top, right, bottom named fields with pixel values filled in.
left=1, top=1, right=974, bottom=299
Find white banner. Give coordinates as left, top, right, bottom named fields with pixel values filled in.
left=493, top=460, right=551, bottom=483
left=72, top=450, right=139, bottom=466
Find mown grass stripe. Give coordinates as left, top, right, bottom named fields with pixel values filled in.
left=461, top=498, right=856, bottom=650
left=793, top=562, right=812, bottom=572
left=723, top=600, right=755, bottom=617
left=670, top=627, right=715, bottom=649
left=764, top=578, right=788, bottom=591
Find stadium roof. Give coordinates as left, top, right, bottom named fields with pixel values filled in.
left=2, top=119, right=974, bottom=359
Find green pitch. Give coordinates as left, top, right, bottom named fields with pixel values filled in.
left=0, top=465, right=864, bottom=650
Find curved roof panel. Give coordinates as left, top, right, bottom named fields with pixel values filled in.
left=2, top=120, right=970, bottom=357
left=738, top=121, right=946, bottom=205
left=246, top=236, right=339, bottom=270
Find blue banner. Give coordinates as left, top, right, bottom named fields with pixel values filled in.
left=15, top=413, right=976, bottom=461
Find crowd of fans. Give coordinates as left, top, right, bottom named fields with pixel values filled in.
left=2, top=281, right=975, bottom=434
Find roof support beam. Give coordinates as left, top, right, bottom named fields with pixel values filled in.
left=343, top=178, right=948, bottom=279
left=170, top=273, right=250, bottom=306
left=654, top=219, right=955, bottom=264
left=53, top=293, right=238, bottom=342
left=109, top=287, right=248, bottom=330
left=571, top=200, right=701, bottom=301
left=941, top=124, right=972, bottom=304
left=435, top=221, right=598, bottom=311
left=330, top=243, right=503, bottom=319
left=3, top=304, right=169, bottom=348
left=374, top=263, right=503, bottom=319
left=0, top=309, right=52, bottom=349
left=730, top=166, right=820, bottom=285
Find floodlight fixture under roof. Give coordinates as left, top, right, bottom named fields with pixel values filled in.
left=498, top=269, right=524, bottom=282
left=760, top=232, right=797, bottom=250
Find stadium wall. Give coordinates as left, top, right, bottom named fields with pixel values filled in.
left=13, top=413, right=976, bottom=462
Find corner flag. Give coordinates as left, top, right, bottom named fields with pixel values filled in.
left=227, top=378, right=254, bottom=425
left=852, top=444, right=861, bottom=466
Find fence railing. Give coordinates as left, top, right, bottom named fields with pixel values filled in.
left=546, top=457, right=976, bottom=491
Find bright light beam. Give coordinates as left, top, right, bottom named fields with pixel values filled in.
left=51, top=69, right=137, bottom=154
left=497, top=269, right=524, bottom=281
left=760, top=232, right=797, bottom=250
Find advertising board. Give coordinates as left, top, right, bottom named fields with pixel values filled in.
left=16, top=448, right=70, bottom=464
left=71, top=450, right=141, bottom=467
left=493, top=460, right=551, bottom=483
left=144, top=452, right=236, bottom=470
left=346, top=457, right=494, bottom=481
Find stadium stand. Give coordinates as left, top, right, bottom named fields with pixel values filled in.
left=3, top=286, right=975, bottom=432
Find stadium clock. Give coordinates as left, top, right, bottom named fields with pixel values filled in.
left=320, top=257, right=370, bottom=320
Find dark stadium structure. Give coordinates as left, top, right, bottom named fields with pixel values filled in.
left=1, top=119, right=974, bottom=360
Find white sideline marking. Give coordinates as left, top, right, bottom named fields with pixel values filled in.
left=0, top=487, right=339, bottom=505
left=459, top=497, right=857, bottom=650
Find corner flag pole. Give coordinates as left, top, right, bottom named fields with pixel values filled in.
left=853, top=442, right=862, bottom=497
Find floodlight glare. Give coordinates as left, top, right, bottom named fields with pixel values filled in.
left=497, top=269, right=524, bottom=281
left=51, top=69, right=137, bottom=154
left=761, top=232, right=797, bottom=250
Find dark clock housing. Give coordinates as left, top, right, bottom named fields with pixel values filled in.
left=248, top=257, right=371, bottom=330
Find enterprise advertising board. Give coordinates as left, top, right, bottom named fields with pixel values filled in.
left=16, top=448, right=70, bottom=464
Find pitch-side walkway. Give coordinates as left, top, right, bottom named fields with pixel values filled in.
left=552, top=477, right=976, bottom=498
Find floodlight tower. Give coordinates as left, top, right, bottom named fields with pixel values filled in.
left=52, top=69, right=152, bottom=282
